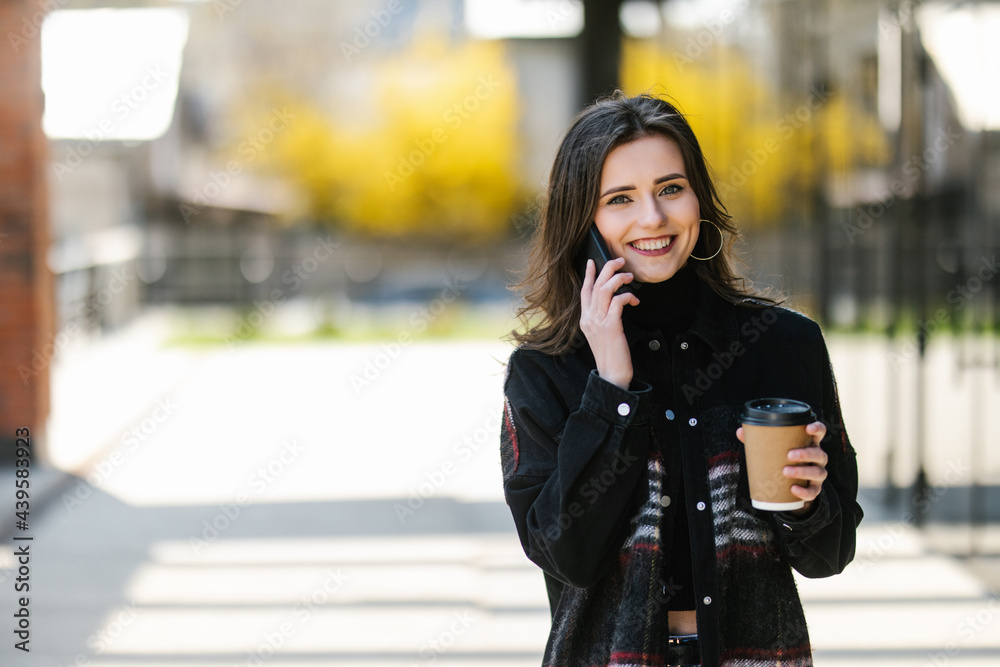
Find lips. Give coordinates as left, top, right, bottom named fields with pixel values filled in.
left=628, top=236, right=676, bottom=254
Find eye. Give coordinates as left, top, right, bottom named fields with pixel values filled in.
left=659, top=183, right=683, bottom=196
left=607, top=194, right=631, bottom=205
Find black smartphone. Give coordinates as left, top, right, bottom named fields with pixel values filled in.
left=574, top=224, right=636, bottom=295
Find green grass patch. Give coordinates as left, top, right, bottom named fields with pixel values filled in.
left=162, top=302, right=517, bottom=347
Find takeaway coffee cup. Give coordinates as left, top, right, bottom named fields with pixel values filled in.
left=741, top=398, right=816, bottom=511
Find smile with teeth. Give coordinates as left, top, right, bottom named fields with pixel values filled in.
left=629, top=236, right=675, bottom=252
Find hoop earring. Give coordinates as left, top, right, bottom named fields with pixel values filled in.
left=689, top=219, right=724, bottom=261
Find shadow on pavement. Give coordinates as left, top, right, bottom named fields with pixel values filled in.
left=9, top=475, right=548, bottom=666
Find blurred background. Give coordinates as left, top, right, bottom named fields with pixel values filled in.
left=1, top=0, right=999, bottom=665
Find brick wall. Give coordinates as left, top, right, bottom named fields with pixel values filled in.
left=0, top=1, right=54, bottom=461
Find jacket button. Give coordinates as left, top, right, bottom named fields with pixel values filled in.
left=617, top=403, right=631, bottom=416
left=648, top=339, right=661, bottom=351
left=688, top=417, right=698, bottom=427
left=665, top=409, right=675, bottom=420
left=703, top=596, right=713, bottom=605
left=660, top=495, right=671, bottom=507
left=696, top=501, right=706, bottom=511
left=680, top=341, right=689, bottom=350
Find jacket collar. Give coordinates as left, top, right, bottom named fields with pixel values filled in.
left=689, top=279, right=742, bottom=352
left=624, top=278, right=741, bottom=353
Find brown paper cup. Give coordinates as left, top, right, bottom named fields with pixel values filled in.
left=741, top=399, right=815, bottom=512
left=741, top=424, right=811, bottom=510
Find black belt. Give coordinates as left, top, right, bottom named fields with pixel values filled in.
left=665, top=634, right=700, bottom=666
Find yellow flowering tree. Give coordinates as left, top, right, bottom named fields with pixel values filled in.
left=620, top=40, right=890, bottom=225
left=246, top=37, right=522, bottom=241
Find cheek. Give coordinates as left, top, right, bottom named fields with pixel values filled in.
left=686, top=196, right=701, bottom=221
left=680, top=198, right=701, bottom=231
left=595, top=212, right=627, bottom=244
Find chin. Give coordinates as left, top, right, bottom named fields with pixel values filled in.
left=627, top=245, right=695, bottom=284
left=636, top=263, right=684, bottom=284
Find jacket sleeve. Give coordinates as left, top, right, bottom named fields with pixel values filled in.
left=771, top=328, right=863, bottom=578
left=501, top=348, right=653, bottom=588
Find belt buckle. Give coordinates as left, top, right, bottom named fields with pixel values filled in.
left=665, top=634, right=699, bottom=666
left=667, top=633, right=698, bottom=646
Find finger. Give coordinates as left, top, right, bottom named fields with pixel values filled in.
left=606, top=290, right=640, bottom=321
left=600, top=270, right=635, bottom=298
left=735, top=427, right=745, bottom=443
left=595, top=256, right=627, bottom=282
left=584, top=258, right=596, bottom=286
left=805, top=421, right=827, bottom=443
left=595, top=271, right=634, bottom=312
left=783, top=465, right=827, bottom=484
left=789, top=484, right=822, bottom=502
left=580, top=259, right=595, bottom=310
left=586, top=260, right=617, bottom=312
left=593, top=257, right=627, bottom=293
left=788, top=447, right=828, bottom=466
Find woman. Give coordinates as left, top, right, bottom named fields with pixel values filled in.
left=500, top=93, right=862, bottom=667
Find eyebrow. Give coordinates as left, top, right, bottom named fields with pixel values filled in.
left=600, top=173, right=688, bottom=198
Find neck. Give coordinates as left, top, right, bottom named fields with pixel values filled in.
left=626, top=264, right=699, bottom=330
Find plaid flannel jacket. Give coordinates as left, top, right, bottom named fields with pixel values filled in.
left=501, top=279, right=862, bottom=667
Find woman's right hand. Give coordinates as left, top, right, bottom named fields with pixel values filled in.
left=579, top=257, right=639, bottom=389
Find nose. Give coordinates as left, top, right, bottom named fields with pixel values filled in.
left=637, top=193, right=667, bottom=228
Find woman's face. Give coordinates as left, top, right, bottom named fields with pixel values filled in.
left=593, top=134, right=701, bottom=284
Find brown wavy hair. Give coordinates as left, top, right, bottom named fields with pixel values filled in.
left=509, top=92, right=778, bottom=355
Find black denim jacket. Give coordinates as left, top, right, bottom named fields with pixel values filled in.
left=501, top=279, right=863, bottom=666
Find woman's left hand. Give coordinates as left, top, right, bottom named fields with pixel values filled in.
left=736, top=421, right=829, bottom=516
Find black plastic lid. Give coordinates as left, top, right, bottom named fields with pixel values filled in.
left=741, top=398, right=815, bottom=426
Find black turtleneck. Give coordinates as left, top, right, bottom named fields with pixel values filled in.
left=625, top=263, right=700, bottom=613
left=624, top=264, right=700, bottom=334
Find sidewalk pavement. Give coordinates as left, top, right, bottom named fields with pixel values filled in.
left=1, top=311, right=998, bottom=666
